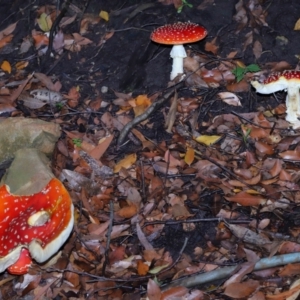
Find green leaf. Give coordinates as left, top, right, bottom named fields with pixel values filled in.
left=245, top=64, right=261, bottom=72
left=177, top=5, right=183, bottom=13
left=232, top=66, right=246, bottom=82
left=72, top=138, right=82, bottom=147
left=37, top=13, right=52, bottom=32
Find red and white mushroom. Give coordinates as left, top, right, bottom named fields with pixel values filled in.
left=151, top=22, right=207, bottom=80
left=251, top=70, right=300, bottom=125
left=0, top=178, right=74, bottom=274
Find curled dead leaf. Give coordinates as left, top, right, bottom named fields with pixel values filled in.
left=225, top=191, right=266, bottom=206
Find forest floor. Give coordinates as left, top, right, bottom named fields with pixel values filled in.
left=1, top=0, right=300, bottom=299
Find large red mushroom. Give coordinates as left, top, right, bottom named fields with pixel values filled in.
left=0, top=178, right=74, bottom=274
left=151, top=22, right=207, bottom=80
left=251, top=70, right=300, bottom=125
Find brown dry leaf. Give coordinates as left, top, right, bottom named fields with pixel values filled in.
left=0, top=73, right=32, bottom=104
left=73, top=33, right=93, bottom=45
left=89, top=134, right=114, bottom=160
left=160, top=286, right=189, bottom=299
left=205, top=37, right=219, bottom=54
left=34, top=72, right=62, bottom=92
left=117, top=202, right=138, bottom=218
left=114, top=153, right=137, bottom=173
left=294, top=19, right=300, bottom=30
left=64, top=86, right=80, bottom=107
left=226, top=79, right=250, bottom=93
left=225, top=191, right=266, bottom=206
left=218, top=92, right=242, bottom=106
left=266, top=280, right=300, bottom=300
left=279, top=150, right=300, bottom=161
left=164, top=150, right=181, bottom=167
left=0, top=35, right=13, bottom=49
left=15, top=61, right=29, bottom=70
left=233, top=0, right=248, bottom=32
left=279, top=263, right=300, bottom=277
left=147, top=279, right=161, bottom=300
left=137, top=260, right=149, bottom=275
left=153, top=161, right=178, bottom=175
left=109, top=245, right=126, bottom=264
left=224, top=280, right=260, bottom=298
left=278, top=242, right=300, bottom=254
left=255, top=141, right=274, bottom=155
left=243, top=31, right=253, bottom=52
left=31, top=30, right=49, bottom=48
left=197, top=0, right=214, bottom=10
left=0, top=22, right=17, bottom=40
left=253, top=40, right=262, bottom=59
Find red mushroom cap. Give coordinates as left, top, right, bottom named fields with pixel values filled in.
left=263, top=70, right=300, bottom=84
left=150, top=22, right=207, bottom=45
left=7, top=248, right=31, bottom=275
left=0, top=178, right=74, bottom=274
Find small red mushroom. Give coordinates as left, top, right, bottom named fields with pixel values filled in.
left=0, top=178, right=74, bottom=275
left=251, top=70, right=300, bottom=125
left=151, top=22, right=207, bottom=80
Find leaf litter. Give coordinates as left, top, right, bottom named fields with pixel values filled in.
left=1, top=0, right=300, bottom=299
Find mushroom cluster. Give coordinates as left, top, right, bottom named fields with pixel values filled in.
left=151, top=22, right=207, bottom=80
left=251, top=70, right=300, bottom=125
left=0, top=178, right=74, bottom=274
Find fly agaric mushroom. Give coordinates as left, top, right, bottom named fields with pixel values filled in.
left=0, top=178, right=74, bottom=274
left=151, top=22, right=207, bottom=80
left=251, top=70, right=300, bottom=124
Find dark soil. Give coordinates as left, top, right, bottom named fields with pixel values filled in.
left=2, top=0, right=300, bottom=97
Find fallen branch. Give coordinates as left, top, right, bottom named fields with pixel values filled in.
left=161, top=252, right=300, bottom=290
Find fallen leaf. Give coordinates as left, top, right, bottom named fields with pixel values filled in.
left=15, top=61, right=29, bottom=70
left=224, top=280, right=259, bottom=298
left=0, top=22, right=17, bottom=40
left=279, top=150, right=300, bottom=161
left=184, top=147, right=195, bottom=166
left=37, top=13, right=52, bottom=32
left=205, top=37, right=219, bottom=54
left=0, top=35, right=13, bottom=49
left=89, top=134, right=114, bottom=160
left=137, top=260, right=149, bottom=275
left=218, top=92, right=242, bottom=106
left=114, top=153, right=137, bottom=173
left=117, top=202, right=137, bottom=218
left=147, top=279, right=161, bottom=300
left=1, top=60, right=11, bottom=73
left=194, top=135, right=221, bottom=146
left=225, top=191, right=266, bottom=206
left=99, top=10, right=109, bottom=21
left=294, top=19, right=300, bottom=30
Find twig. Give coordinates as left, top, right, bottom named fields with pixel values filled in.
left=117, top=83, right=183, bottom=146
left=161, top=252, right=300, bottom=290
left=102, top=200, right=114, bottom=275
left=44, top=0, right=72, bottom=65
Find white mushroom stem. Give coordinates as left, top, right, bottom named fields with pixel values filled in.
left=170, top=45, right=187, bottom=80
left=286, top=86, right=300, bottom=123
left=251, top=80, right=300, bottom=124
